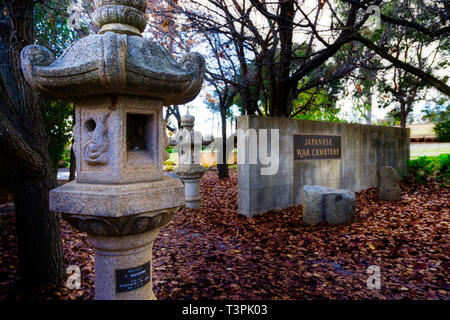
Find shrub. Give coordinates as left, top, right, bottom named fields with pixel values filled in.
left=57, top=147, right=71, bottom=168
left=166, top=146, right=176, bottom=154
left=436, top=154, right=450, bottom=185
left=163, top=160, right=176, bottom=166
left=408, top=154, right=450, bottom=185
left=408, top=156, right=435, bottom=183
left=433, top=121, right=450, bottom=142
left=45, top=101, right=74, bottom=169
left=164, top=164, right=175, bottom=171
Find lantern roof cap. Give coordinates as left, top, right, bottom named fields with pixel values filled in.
left=21, top=0, right=204, bottom=105
left=181, top=111, right=195, bottom=127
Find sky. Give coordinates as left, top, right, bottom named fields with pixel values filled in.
left=165, top=93, right=239, bottom=138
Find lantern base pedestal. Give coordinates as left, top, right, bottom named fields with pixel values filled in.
left=89, top=229, right=159, bottom=300
left=49, top=177, right=185, bottom=300
left=174, top=164, right=205, bottom=210
left=184, top=178, right=201, bottom=209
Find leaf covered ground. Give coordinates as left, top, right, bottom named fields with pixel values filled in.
left=0, top=169, right=449, bottom=300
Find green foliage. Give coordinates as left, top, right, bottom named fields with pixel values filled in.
left=293, top=104, right=344, bottom=122
left=163, top=160, right=176, bottom=166
left=408, top=154, right=450, bottom=185
left=436, top=154, right=450, bottom=186
left=374, top=119, right=394, bottom=127
left=61, top=147, right=71, bottom=165
left=385, top=108, right=414, bottom=126
left=291, top=74, right=345, bottom=122
left=408, top=156, right=435, bottom=183
left=166, top=146, right=175, bottom=154
left=34, top=1, right=78, bottom=56
left=422, top=103, right=450, bottom=123
left=33, top=1, right=91, bottom=169
left=433, top=121, right=450, bottom=142
left=43, top=100, right=74, bottom=169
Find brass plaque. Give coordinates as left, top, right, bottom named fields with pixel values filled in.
left=294, top=134, right=341, bottom=160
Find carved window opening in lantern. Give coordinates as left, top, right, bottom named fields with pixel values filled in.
left=85, top=119, right=96, bottom=132
left=126, top=113, right=156, bottom=165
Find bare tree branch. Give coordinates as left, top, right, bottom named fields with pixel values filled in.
left=354, top=33, right=450, bottom=97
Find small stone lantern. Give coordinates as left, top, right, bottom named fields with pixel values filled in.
left=169, top=112, right=211, bottom=209
left=21, top=0, right=204, bottom=300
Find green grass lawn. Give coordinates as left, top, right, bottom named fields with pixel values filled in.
left=410, top=143, right=450, bottom=159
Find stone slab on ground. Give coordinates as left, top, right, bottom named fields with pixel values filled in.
left=303, top=185, right=356, bottom=225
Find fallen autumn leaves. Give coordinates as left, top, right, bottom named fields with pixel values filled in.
left=0, top=169, right=448, bottom=300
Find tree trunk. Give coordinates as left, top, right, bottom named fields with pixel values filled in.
left=69, top=144, right=76, bottom=181
left=275, top=0, right=294, bottom=117
left=272, top=80, right=292, bottom=117
left=173, top=105, right=181, bottom=129
left=400, top=102, right=407, bottom=128
left=400, top=114, right=407, bottom=128
left=14, top=177, right=64, bottom=292
left=0, top=0, right=65, bottom=292
left=218, top=108, right=228, bottom=179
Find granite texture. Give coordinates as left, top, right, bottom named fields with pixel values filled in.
left=21, top=29, right=204, bottom=105
left=164, top=172, right=183, bottom=183
left=90, top=229, right=159, bottom=300
left=183, top=178, right=201, bottom=209
left=169, top=111, right=211, bottom=167
left=49, top=176, right=184, bottom=217
left=93, top=0, right=148, bottom=36
left=303, top=185, right=356, bottom=225
left=73, top=95, right=165, bottom=184
left=174, top=164, right=206, bottom=180
left=378, top=166, right=401, bottom=201
left=63, top=207, right=178, bottom=237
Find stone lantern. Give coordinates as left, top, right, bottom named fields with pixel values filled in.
left=21, top=0, right=204, bottom=300
left=169, top=112, right=211, bottom=209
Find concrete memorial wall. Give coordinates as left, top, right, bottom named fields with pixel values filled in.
left=238, top=116, right=410, bottom=217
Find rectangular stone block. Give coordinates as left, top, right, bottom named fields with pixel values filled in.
left=303, top=185, right=356, bottom=225
left=50, top=176, right=184, bottom=217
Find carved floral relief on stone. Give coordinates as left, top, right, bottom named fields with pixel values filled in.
left=83, top=112, right=111, bottom=166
